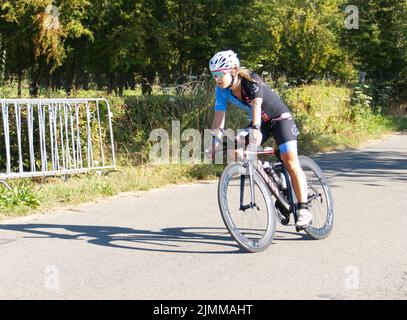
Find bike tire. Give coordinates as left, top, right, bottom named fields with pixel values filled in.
left=218, top=162, right=277, bottom=253
left=299, top=156, right=334, bottom=239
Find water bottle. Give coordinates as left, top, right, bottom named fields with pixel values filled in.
left=278, top=171, right=287, bottom=190
left=263, top=161, right=281, bottom=186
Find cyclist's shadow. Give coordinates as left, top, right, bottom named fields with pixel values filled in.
left=0, top=223, right=311, bottom=254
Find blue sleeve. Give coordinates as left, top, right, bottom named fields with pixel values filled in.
left=214, top=87, right=227, bottom=112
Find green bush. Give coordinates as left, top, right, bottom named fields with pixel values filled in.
left=278, top=83, right=392, bottom=153
left=102, top=82, right=403, bottom=160
left=110, top=91, right=248, bottom=165
left=0, top=185, right=41, bottom=210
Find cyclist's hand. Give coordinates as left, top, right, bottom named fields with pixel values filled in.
left=234, top=148, right=244, bottom=161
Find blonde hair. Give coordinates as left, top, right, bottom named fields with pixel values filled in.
left=236, top=67, right=261, bottom=84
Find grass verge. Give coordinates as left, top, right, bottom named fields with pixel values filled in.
left=0, top=164, right=224, bottom=219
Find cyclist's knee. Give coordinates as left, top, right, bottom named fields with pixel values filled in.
left=281, top=153, right=300, bottom=172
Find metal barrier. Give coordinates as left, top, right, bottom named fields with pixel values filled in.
left=0, top=98, right=116, bottom=187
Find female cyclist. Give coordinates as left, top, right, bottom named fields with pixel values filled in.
left=208, top=50, right=312, bottom=228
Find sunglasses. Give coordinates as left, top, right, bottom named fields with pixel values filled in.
left=211, top=68, right=232, bottom=80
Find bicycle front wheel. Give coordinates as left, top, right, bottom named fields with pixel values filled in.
left=299, top=156, right=334, bottom=239
left=218, top=162, right=277, bottom=253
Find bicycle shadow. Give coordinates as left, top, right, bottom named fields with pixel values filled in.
left=0, top=223, right=312, bottom=254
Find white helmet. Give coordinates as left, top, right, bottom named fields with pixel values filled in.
left=209, top=50, right=240, bottom=71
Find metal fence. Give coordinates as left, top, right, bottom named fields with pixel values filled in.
left=0, top=98, right=116, bottom=188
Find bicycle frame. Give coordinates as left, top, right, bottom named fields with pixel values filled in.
left=241, top=148, right=299, bottom=225
left=238, top=159, right=259, bottom=212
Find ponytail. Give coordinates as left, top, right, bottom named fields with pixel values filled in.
left=237, top=67, right=261, bottom=84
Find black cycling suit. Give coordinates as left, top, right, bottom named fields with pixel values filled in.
left=214, top=71, right=300, bottom=150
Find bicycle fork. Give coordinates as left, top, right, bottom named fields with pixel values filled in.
left=239, top=160, right=260, bottom=212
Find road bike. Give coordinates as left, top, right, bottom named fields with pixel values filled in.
left=215, top=132, right=334, bottom=253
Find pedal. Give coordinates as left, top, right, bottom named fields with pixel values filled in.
left=275, top=201, right=290, bottom=225
left=281, top=215, right=290, bottom=226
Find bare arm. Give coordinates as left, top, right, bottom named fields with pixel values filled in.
left=204, top=110, right=226, bottom=159
left=212, top=110, right=226, bottom=131
left=250, top=98, right=263, bottom=146
left=251, top=98, right=263, bottom=126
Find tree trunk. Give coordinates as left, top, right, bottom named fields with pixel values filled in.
left=17, top=71, right=22, bottom=97
left=117, top=73, right=125, bottom=96
left=29, top=69, right=39, bottom=98
left=141, top=70, right=154, bottom=95
left=65, top=65, right=74, bottom=97
left=128, top=73, right=136, bottom=90
left=107, top=73, right=114, bottom=94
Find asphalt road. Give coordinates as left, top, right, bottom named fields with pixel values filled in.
left=1, top=132, right=406, bottom=300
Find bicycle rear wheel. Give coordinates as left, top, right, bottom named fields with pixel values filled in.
left=299, top=156, right=334, bottom=239
left=218, top=162, right=277, bottom=252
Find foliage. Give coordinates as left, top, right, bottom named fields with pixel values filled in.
left=243, top=0, right=354, bottom=83
left=1, top=0, right=404, bottom=101
left=341, top=0, right=407, bottom=102
left=0, top=184, right=41, bottom=210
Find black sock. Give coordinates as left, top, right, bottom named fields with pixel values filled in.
left=298, top=202, right=308, bottom=210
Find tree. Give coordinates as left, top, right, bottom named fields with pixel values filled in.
left=1, top=0, right=92, bottom=96
left=242, top=0, right=353, bottom=84
left=342, top=0, right=407, bottom=99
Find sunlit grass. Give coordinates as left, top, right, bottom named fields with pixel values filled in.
left=0, top=163, right=224, bottom=219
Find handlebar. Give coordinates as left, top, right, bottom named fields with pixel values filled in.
left=208, top=129, right=277, bottom=159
